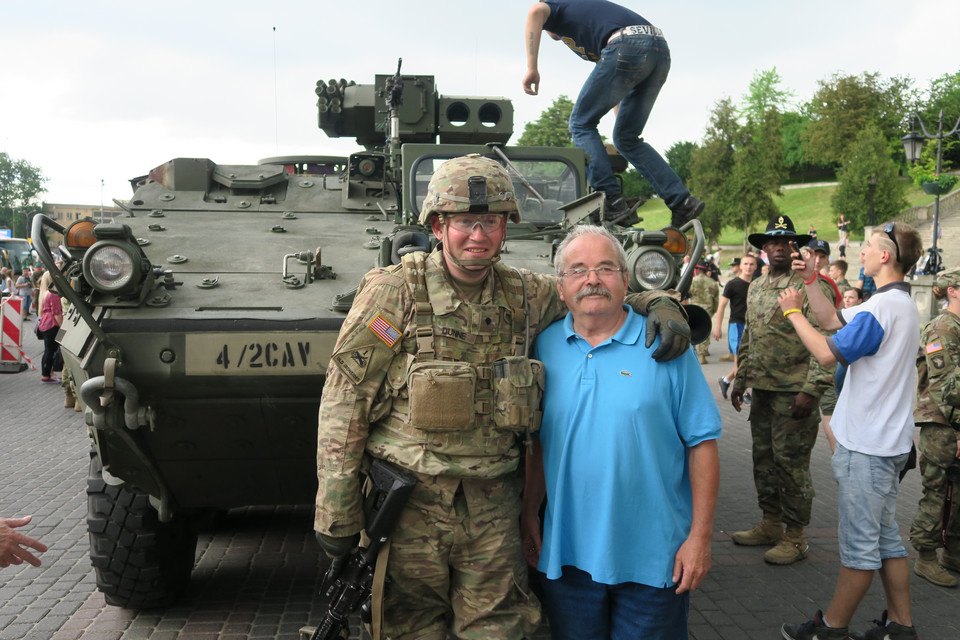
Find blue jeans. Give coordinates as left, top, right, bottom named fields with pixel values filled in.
left=832, top=443, right=909, bottom=570
left=569, top=33, right=688, bottom=208
left=539, top=566, right=689, bottom=640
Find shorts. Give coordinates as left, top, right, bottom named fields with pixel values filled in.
left=727, top=322, right=745, bottom=355
left=832, top=443, right=910, bottom=570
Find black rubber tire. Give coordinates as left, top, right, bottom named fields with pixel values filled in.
left=86, top=452, right=197, bottom=608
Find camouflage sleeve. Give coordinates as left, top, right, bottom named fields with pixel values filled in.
left=625, top=289, right=681, bottom=316
left=925, top=317, right=960, bottom=412
left=800, top=279, right=836, bottom=398
left=314, top=267, right=411, bottom=536
left=524, top=272, right=567, bottom=327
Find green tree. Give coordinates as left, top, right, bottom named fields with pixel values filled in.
left=741, top=67, right=794, bottom=123
left=803, top=72, right=915, bottom=167
left=831, top=124, right=907, bottom=233
left=665, top=140, right=698, bottom=185
left=730, top=108, right=787, bottom=248
left=517, top=95, right=574, bottom=147
left=0, top=152, right=47, bottom=238
left=689, top=98, right=743, bottom=244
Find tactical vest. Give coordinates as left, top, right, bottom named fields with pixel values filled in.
left=369, top=251, right=544, bottom=476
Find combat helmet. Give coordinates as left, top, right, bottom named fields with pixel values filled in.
left=418, top=154, right=520, bottom=225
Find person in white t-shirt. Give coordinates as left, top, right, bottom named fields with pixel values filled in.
left=777, top=222, right=924, bottom=640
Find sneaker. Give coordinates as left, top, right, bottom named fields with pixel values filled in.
left=850, top=610, right=918, bottom=640
left=603, top=194, right=637, bottom=226
left=40, top=376, right=61, bottom=383
left=781, top=609, right=850, bottom=639
left=717, top=376, right=730, bottom=399
left=670, top=196, right=705, bottom=228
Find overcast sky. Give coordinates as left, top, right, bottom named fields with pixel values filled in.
left=1, top=0, right=955, bottom=206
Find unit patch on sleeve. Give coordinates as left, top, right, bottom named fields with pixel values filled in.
left=368, top=314, right=402, bottom=347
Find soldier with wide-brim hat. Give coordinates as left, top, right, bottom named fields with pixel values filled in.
left=729, top=212, right=833, bottom=566
left=748, top=214, right=812, bottom=250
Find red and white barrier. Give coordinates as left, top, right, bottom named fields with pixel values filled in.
left=1, top=296, right=32, bottom=373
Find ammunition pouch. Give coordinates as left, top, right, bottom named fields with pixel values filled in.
left=492, top=356, right=544, bottom=434
left=407, top=361, right=476, bottom=431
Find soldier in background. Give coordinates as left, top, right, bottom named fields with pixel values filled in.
left=729, top=215, right=834, bottom=565
left=910, top=267, right=960, bottom=588
left=689, top=261, right=718, bottom=365
left=313, top=155, right=692, bottom=639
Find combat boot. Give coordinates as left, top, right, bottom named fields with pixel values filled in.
left=913, top=549, right=957, bottom=587
left=731, top=515, right=782, bottom=546
left=850, top=610, right=918, bottom=640
left=64, top=388, right=76, bottom=409
left=940, top=547, right=960, bottom=572
left=764, top=526, right=808, bottom=565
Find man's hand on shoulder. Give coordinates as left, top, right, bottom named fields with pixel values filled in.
left=644, top=296, right=691, bottom=362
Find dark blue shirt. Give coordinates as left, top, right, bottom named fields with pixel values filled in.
left=543, top=0, right=649, bottom=61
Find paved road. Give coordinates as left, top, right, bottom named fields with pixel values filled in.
left=2, top=333, right=959, bottom=639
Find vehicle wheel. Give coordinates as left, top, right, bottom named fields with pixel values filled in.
left=86, top=451, right=197, bottom=608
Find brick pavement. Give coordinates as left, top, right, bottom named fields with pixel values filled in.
left=2, top=332, right=959, bottom=639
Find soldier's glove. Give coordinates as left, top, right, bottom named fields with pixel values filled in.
left=316, top=532, right=360, bottom=593
left=645, top=297, right=691, bottom=362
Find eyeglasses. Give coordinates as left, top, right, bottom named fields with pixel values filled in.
left=882, top=222, right=901, bottom=264
left=446, top=214, right=506, bottom=234
left=560, top=266, right=623, bottom=280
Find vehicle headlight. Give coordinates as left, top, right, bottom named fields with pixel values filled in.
left=87, top=246, right=135, bottom=290
left=628, top=248, right=674, bottom=291
left=82, top=239, right=148, bottom=297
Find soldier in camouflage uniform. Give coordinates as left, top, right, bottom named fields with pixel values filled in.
left=910, top=267, right=960, bottom=588
left=689, top=261, right=718, bottom=364
left=313, top=154, right=692, bottom=640
left=730, top=215, right=833, bottom=566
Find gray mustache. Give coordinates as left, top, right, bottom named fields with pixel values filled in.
left=574, top=285, right=613, bottom=302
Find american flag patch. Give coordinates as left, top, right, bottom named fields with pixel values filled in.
left=369, top=315, right=401, bottom=347
left=926, top=340, right=944, bottom=355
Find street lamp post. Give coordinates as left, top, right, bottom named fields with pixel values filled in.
left=900, top=109, right=960, bottom=273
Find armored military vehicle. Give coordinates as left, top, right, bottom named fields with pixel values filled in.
left=32, top=65, right=706, bottom=608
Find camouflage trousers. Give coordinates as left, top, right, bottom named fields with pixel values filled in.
left=380, top=472, right=540, bottom=640
left=910, top=424, right=960, bottom=552
left=748, top=389, right=820, bottom=527
left=696, top=337, right=711, bottom=360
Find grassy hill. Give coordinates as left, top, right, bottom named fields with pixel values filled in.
left=633, top=178, right=937, bottom=249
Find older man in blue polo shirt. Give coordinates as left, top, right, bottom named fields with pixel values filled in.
left=521, top=225, right=721, bottom=639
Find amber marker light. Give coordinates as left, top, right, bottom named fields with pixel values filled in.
left=662, top=228, right=688, bottom=255
left=65, top=220, right=98, bottom=249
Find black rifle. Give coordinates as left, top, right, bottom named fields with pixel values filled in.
left=307, top=459, right=418, bottom=640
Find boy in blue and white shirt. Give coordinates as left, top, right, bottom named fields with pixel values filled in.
left=776, top=222, right=924, bottom=640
